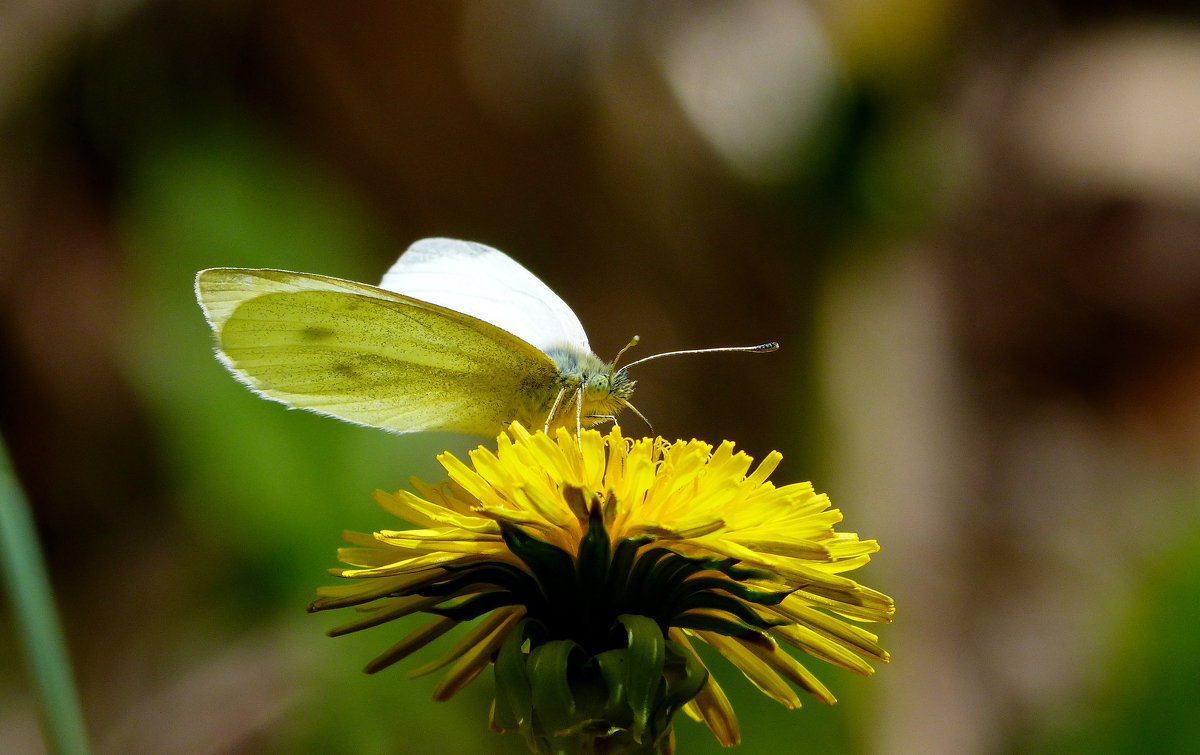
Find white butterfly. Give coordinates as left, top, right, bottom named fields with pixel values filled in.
left=195, top=238, right=776, bottom=436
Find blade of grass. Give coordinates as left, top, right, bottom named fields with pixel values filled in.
left=0, top=435, right=91, bottom=754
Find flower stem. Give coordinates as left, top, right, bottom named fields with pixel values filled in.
left=0, top=435, right=91, bottom=754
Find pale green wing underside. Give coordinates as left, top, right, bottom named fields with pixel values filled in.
left=195, top=268, right=561, bottom=436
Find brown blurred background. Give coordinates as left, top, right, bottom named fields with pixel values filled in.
left=3, top=1, right=1200, bottom=753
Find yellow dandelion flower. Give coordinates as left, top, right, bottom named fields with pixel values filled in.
left=310, top=424, right=893, bottom=753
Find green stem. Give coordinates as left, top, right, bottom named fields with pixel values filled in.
left=0, top=435, right=91, bottom=754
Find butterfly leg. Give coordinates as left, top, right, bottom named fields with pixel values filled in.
left=544, top=386, right=570, bottom=433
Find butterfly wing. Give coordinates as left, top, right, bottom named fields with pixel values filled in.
left=195, top=268, right=561, bottom=436
left=378, top=238, right=591, bottom=354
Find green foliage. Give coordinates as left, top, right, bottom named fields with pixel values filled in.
left=114, top=116, right=499, bottom=750
left=1017, top=527, right=1200, bottom=754
left=119, top=116, right=471, bottom=600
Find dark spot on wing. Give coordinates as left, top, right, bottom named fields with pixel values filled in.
left=301, top=326, right=336, bottom=341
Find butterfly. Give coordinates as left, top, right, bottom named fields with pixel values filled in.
left=195, top=237, right=777, bottom=437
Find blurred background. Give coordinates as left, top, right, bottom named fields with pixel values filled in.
left=3, top=1, right=1200, bottom=752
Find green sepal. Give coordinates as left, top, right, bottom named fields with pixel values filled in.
left=607, top=537, right=657, bottom=620
left=625, top=547, right=675, bottom=603
left=416, top=563, right=543, bottom=607
left=574, top=504, right=612, bottom=643
left=499, top=523, right=576, bottom=617
left=608, top=535, right=656, bottom=589
left=522, top=616, right=550, bottom=648
left=678, top=575, right=793, bottom=606
left=575, top=504, right=611, bottom=589
left=617, top=614, right=666, bottom=743
left=428, top=590, right=521, bottom=621
left=493, top=618, right=533, bottom=732
left=673, top=612, right=771, bottom=643
left=652, top=551, right=775, bottom=584
left=673, top=591, right=789, bottom=631
left=662, top=640, right=708, bottom=708
left=528, top=639, right=581, bottom=734
left=593, top=648, right=628, bottom=717
left=699, top=556, right=775, bottom=583
left=635, top=554, right=704, bottom=620
left=646, top=552, right=705, bottom=596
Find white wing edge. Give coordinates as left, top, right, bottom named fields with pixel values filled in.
left=194, top=267, right=386, bottom=431
left=195, top=267, right=397, bottom=331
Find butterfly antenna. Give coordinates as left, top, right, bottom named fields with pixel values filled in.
left=620, top=342, right=779, bottom=371
left=609, top=335, right=641, bottom=369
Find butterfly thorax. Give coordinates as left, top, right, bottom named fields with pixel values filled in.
left=539, top=344, right=636, bottom=431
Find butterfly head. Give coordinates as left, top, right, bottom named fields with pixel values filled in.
left=583, top=365, right=637, bottom=410
left=543, top=345, right=637, bottom=432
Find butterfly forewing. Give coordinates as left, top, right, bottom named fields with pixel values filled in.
left=196, top=268, right=561, bottom=436
left=379, top=238, right=591, bottom=354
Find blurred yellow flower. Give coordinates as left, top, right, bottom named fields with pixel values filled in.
left=310, top=423, right=893, bottom=753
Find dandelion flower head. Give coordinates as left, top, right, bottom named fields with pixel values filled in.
left=310, top=423, right=893, bottom=752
